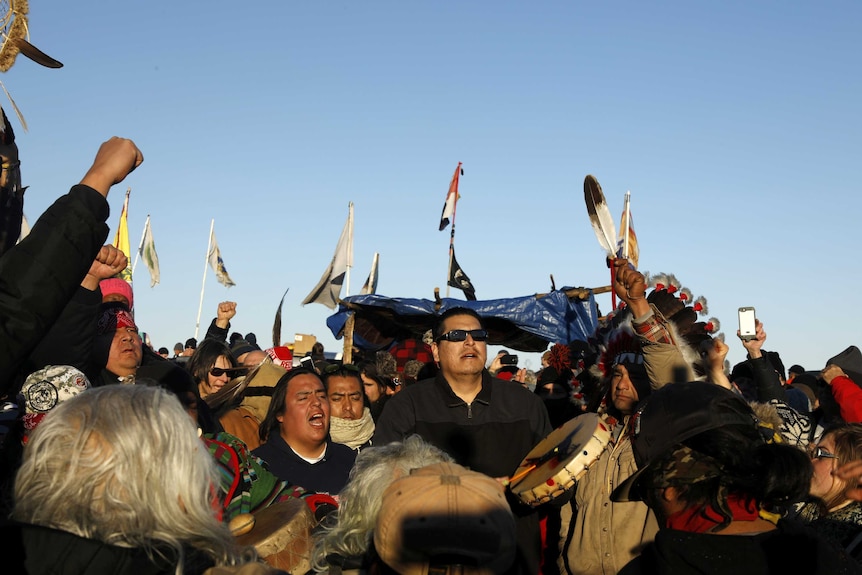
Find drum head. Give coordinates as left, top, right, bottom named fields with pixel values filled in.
left=510, top=412, right=606, bottom=494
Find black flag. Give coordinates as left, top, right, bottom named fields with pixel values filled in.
left=448, top=250, right=477, bottom=301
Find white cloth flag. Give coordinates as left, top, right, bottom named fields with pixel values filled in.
left=208, top=228, right=235, bottom=287
left=302, top=203, right=354, bottom=309
left=139, top=216, right=160, bottom=287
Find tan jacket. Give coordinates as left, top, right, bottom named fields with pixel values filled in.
left=563, top=427, right=659, bottom=575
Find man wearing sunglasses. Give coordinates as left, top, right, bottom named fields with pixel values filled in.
left=373, top=307, right=552, bottom=575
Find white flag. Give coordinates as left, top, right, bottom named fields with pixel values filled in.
left=360, top=252, right=379, bottom=295
left=139, top=215, right=160, bottom=287
left=302, top=203, right=354, bottom=309
left=208, top=228, right=235, bottom=287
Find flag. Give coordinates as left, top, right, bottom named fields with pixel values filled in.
left=439, top=162, right=463, bottom=231
left=139, top=215, right=160, bottom=287
left=302, top=202, right=354, bottom=309
left=112, top=189, right=133, bottom=283
left=208, top=227, right=235, bottom=287
left=360, top=252, right=379, bottom=295
left=615, top=191, right=639, bottom=268
left=448, top=249, right=477, bottom=301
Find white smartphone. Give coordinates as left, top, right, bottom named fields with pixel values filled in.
left=738, top=307, right=757, bottom=341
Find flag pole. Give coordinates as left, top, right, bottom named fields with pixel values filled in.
left=345, top=202, right=354, bottom=297
left=195, top=219, right=214, bottom=340
left=445, top=164, right=461, bottom=297
left=132, top=215, right=149, bottom=274
left=342, top=202, right=355, bottom=363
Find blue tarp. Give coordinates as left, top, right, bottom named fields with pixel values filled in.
left=326, top=289, right=599, bottom=353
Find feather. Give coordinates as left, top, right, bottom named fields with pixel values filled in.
left=271, top=287, right=289, bottom=347
left=693, top=296, right=708, bottom=315
left=678, top=287, right=692, bottom=303
left=649, top=273, right=669, bottom=291
left=584, top=175, right=617, bottom=256
left=12, top=37, right=62, bottom=68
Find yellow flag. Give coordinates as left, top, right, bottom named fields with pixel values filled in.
left=112, top=188, right=133, bottom=283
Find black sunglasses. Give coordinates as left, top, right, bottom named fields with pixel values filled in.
left=436, top=329, right=489, bottom=343
left=210, top=366, right=247, bottom=377
left=322, top=363, right=361, bottom=375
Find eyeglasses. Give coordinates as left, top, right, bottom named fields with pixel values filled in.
left=322, top=363, right=361, bottom=375
left=210, top=367, right=247, bottom=377
left=436, top=329, right=489, bottom=343
left=810, top=446, right=839, bottom=460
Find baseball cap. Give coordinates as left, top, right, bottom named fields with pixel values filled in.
left=374, top=462, right=516, bottom=575
left=611, top=381, right=758, bottom=502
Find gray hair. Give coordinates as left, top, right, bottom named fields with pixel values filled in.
left=13, top=384, right=251, bottom=573
left=311, top=435, right=453, bottom=571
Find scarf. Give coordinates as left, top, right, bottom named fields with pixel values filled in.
left=329, top=407, right=375, bottom=450
left=666, top=493, right=759, bottom=533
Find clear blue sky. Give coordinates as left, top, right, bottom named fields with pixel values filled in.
left=10, top=1, right=862, bottom=373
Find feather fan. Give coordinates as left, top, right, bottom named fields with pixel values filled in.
left=584, top=175, right=618, bottom=256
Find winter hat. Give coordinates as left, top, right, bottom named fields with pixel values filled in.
left=231, top=339, right=260, bottom=362
left=99, top=278, right=134, bottom=311
left=374, top=461, right=516, bottom=575
left=19, top=365, right=90, bottom=441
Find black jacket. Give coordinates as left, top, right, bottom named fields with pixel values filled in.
left=0, top=185, right=109, bottom=399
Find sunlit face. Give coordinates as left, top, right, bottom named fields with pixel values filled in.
left=810, top=434, right=846, bottom=507
left=611, top=364, right=639, bottom=415
left=362, top=374, right=382, bottom=403
left=327, top=375, right=365, bottom=420
left=278, top=373, right=330, bottom=457
left=198, top=355, right=231, bottom=398
left=431, top=314, right=487, bottom=380
left=106, top=327, right=143, bottom=377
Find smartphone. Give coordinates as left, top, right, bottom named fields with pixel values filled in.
left=299, top=356, right=315, bottom=370
left=501, top=354, right=519, bottom=366
left=738, top=307, right=757, bottom=341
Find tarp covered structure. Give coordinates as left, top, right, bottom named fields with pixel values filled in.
left=326, top=288, right=599, bottom=353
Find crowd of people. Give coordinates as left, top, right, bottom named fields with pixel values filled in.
left=4, top=137, right=862, bottom=574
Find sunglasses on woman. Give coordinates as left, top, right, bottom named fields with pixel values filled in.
left=810, top=446, right=839, bottom=460
left=209, top=367, right=247, bottom=377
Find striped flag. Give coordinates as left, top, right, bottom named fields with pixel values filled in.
left=138, top=215, right=160, bottom=287
left=112, top=188, right=133, bottom=283
left=439, top=162, right=462, bottom=231
left=208, top=227, right=235, bottom=287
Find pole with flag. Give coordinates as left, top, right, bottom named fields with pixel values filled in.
left=440, top=162, right=463, bottom=297
left=302, top=202, right=354, bottom=309
left=195, top=220, right=236, bottom=339
left=133, top=215, right=160, bottom=287
left=112, top=188, right=133, bottom=284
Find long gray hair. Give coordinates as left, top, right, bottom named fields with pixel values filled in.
left=13, top=384, right=251, bottom=573
left=311, top=435, right=453, bottom=572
